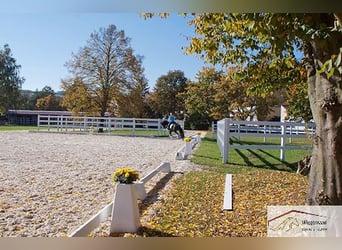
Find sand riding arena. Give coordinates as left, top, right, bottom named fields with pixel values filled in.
left=0, top=131, right=201, bottom=237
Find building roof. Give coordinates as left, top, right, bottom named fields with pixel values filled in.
left=6, top=110, right=111, bottom=117
left=7, top=110, right=74, bottom=116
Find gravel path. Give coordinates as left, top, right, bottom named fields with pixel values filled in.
left=0, top=131, right=202, bottom=237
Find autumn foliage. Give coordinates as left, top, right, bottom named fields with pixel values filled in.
left=132, top=170, right=307, bottom=237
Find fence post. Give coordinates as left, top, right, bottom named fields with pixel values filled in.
left=222, top=118, right=229, bottom=164
left=263, top=125, right=266, bottom=143
left=132, top=118, right=136, bottom=135
left=280, top=122, right=286, bottom=161
left=83, top=117, right=86, bottom=132
left=61, top=116, right=64, bottom=132
left=108, top=118, right=111, bottom=133
left=37, top=114, right=40, bottom=131
left=157, top=119, right=162, bottom=136
left=56, top=116, right=59, bottom=132
left=47, top=115, right=51, bottom=131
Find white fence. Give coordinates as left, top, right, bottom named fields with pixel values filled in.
left=217, top=118, right=315, bottom=163
left=175, top=133, right=202, bottom=160
left=37, top=115, right=184, bottom=135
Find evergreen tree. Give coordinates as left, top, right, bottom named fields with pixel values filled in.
left=0, top=44, right=24, bottom=114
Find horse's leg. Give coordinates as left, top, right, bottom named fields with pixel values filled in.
left=179, top=127, right=184, bottom=139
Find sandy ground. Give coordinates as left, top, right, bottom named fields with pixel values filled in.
left=0, top=131, right=202, bottom=237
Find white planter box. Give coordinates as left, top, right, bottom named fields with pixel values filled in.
left=110, top=183, right=140, bottom=233
left=184, top=141, right=192, bottom=155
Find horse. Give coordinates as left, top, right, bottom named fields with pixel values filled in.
left=160, top=119, right=185, bottom=139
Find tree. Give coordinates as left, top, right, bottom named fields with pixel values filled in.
left=17, top=90, right=35, bottom=110
left=182, top=66, right=281, bottom=129
left=286, top=81, right=313, bottom=122
left=211, top=66, right=281, bottom=121
left=64, top=25, right=147, bottom=117
left=182, top=67, right=219, bottom=129
left=35, top=86, right=63, bottom=110
left=61, top=77, right=98, bottom=115
left=17, top=86, right=60, bottom=111
left=185, top=13, right=342, bottom=205
left=0, top=44, right=24, bottom=114
left=281, top=66, right=313, bottom=122
left=115, top=51, right=150, bottom=117
left=35, top=94, right=62, bottom=111
left=149, top=70, right=187, bottom=118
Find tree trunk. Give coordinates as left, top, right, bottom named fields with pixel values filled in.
left=306, top=73, right=342, bottom=205
left=305, top=17, right=342, bottom=204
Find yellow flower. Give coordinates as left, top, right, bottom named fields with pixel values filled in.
left=112, top=167, right=139, bottom=184
left=184, top=137, right=192, bottom=143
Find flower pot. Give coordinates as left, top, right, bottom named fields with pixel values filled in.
left=110, top=183, right=140, bottom=233
left=184, top=141, right=192, bottom=156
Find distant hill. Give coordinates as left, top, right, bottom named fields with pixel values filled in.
left=56, top=91, right=65, bottom=97
left=20, top=89, right=65, bottom=97
left=20, top=89, right=35, bottom=97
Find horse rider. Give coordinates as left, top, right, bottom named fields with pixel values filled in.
left=168, top=112, right=176, bottom=130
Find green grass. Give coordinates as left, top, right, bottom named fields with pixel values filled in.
left=0, top=125, right=38, bottom=131
left=191, top=132, right=312, bottom=174
left=0, top=125, right=168, bottom=137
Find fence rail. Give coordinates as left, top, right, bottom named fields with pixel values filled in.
left=216, top=119, right=316, bottom=163
left=37, top=115, right=184, bottom=135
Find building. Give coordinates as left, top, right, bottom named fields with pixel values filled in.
left=6, top=110, right=73, bottom=126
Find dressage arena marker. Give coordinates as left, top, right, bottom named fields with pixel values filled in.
left=68, top=162, right=171, bottom=237
left=223, top=174, right=233, bottom=210
left=175, top=133, right=201, bottom=160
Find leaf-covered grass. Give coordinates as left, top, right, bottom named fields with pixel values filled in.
left=132, top=170, right=308, bottom=237
left=127, top=131, right=310, bottom=237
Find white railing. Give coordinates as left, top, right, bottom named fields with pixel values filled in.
left=175, top=133, right=202, bottom=160
left=217, top=118, right=316, bottom=163
left=68, top=162, right=171, bottom=237
left=37, top=115, right=184, bottom=135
